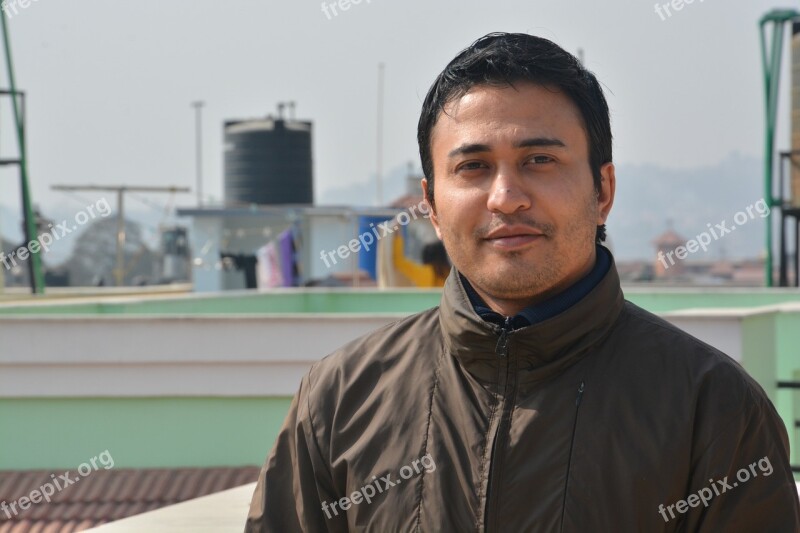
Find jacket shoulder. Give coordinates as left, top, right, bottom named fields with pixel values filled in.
left=303, top=305, right=443, bottom=408
left=616, top=301, right=777, bottom=437
left=298, top=306, right=444, bottom=463
left=619, top=300, right=748, bottom=374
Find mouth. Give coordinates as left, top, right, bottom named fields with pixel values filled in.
left=483, top=226, right=546, bottom=250
left=485, top=234, right=544, bottom=250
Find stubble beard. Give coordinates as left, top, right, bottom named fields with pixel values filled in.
left=440, top=197, right=600, bottom=302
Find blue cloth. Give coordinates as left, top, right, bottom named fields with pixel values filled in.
left=460, top=244, right=612, bottom=330
left=357, top=215, right=393, bottom=280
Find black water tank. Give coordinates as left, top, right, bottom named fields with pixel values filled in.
left=224, top=117, right=313, bottom=205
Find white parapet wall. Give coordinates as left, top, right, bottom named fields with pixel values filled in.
left=1, top=303, right=798, bottom=399
left=0, top=314, right=404, bottom=397
left=84, top=482, right=258, bottom=532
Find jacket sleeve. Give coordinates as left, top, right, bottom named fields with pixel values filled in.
left=681, top=380, right=800, bottom=532
left=244, top=369, right=347, bottom=533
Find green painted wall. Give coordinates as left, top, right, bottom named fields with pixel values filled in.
left=776, top=313, right=800, bottom=470
left=0, top=291, right=444, bottom=316
left=741, top=315, right=792, bottom=468
left=742, top=314, right=778, bottom=403
left=0, top=397, right=292, bottom=470
left=625, top=291, right=799, bottom=313
left=0, top=288, right=797, bottom=316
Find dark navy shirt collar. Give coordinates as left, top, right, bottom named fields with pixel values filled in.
left=460, top=244, right=612, bottom=329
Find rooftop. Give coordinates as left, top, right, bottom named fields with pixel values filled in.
left=0, top=467, right=259, bottom=533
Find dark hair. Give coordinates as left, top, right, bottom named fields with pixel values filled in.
left=422, top=240, right=450, bottom=266
left=417, top=32, right=611, bottom=242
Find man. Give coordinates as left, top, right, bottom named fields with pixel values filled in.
left=246, top=33, right=800, bottom=532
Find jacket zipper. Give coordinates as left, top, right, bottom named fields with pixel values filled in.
left=559, top=381, right=585, bottom=533
left=483, top=317, right=515, bottom=532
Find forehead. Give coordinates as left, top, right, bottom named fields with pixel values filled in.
left=430, top=82, right=587, bottom=154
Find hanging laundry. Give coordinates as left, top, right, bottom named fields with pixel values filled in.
left=256, top=242, right=284, bottom=289
left=278, top=229, right=297, bottom=287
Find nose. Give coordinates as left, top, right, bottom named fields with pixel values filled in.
left=485, top=165, right=531, bottom=214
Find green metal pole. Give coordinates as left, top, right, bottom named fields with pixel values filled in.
left=760, top=20, right=778, bottom=287
left=0, top=9, right=44, bottom=293
left=759, top=10, right=800, bottom=287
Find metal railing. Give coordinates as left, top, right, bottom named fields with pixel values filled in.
left=777, top=381, right=800, bottom=473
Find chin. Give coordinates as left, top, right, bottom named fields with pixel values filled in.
left=475, top=267, right=543, bottom=289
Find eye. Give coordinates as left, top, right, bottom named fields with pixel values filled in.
left=529, top=155, right=555, bottom=165
left=456, top=161, right=487, bottom=172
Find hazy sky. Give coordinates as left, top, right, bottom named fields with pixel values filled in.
left=0, top=0, right=790, bottom=217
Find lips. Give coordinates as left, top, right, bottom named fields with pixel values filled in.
left=484, top=225, right=545, bottom=250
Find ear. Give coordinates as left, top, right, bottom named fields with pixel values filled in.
left=421, top=178, right=442, bottom=240
left=596, top=162, right=616, bottom=224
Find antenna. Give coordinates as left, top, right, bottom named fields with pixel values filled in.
left=191, top=101, right=204, bottom=207
left=376, top=63, right=385, bottom=206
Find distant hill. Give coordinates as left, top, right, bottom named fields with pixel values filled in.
left=319, top=162, right=416, bottom=208
left=610, top=152, right=764, bottom=260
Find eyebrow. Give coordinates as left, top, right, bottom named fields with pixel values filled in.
left=447, top=137, right=567, bottom=158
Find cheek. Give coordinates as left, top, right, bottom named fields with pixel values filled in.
left=542, top=174, right=594, bottom=217
left=438, top=194, right=482, bottom=234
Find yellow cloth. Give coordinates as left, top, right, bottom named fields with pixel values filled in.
left=391, top=232, right=446, bottom=288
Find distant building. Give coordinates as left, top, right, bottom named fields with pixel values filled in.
left=653, top=226, right=687, bottom=279
left=176, top=172, right=445, bottom=291
left=630, top=223, right=771, bottom=286
left=177, top=204, right=406, bottom=292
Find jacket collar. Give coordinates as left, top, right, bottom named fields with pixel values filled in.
left=438, top=246, right=625, bottom=383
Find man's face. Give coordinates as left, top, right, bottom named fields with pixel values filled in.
left=423, top=82, right=615, bottom=311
